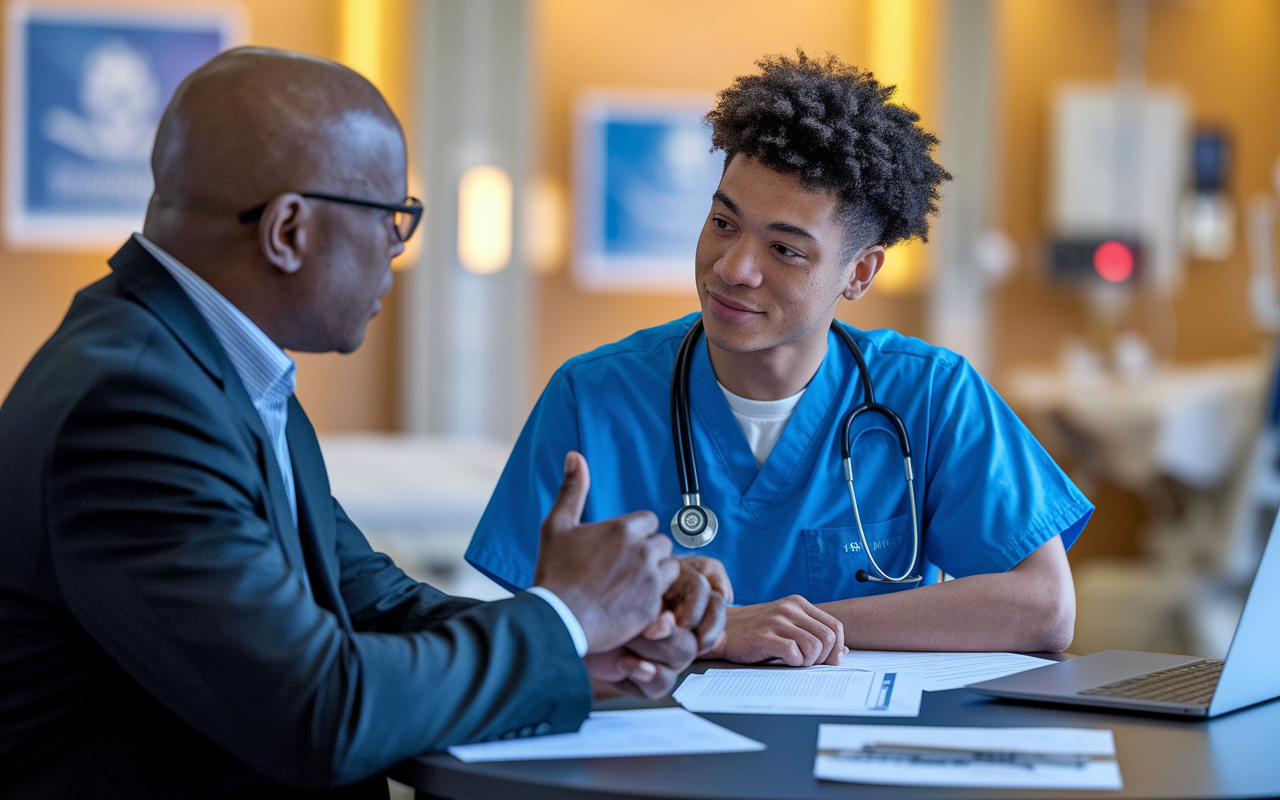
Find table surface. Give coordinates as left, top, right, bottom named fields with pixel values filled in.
left=390, top=658, right=1280, bottom=800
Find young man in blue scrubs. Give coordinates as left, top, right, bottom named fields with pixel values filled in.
left=467, top=52, right=1093, bottom=667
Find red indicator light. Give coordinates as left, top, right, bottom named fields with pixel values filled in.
left=1093, top=241, right=1134, bottom=283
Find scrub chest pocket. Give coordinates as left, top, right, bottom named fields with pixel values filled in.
left=803, top=517, right=916, bottom=603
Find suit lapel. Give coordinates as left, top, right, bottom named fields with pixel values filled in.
left=109, top=236, right=230, bottom=389
left=285, top=397, right=352, bottom=629
left=107, top=236, right=312, bottom=584
left=256, top=434, right=312, bottom=588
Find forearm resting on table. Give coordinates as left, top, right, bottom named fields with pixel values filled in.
left=820, top=535, right=1075, bottom=653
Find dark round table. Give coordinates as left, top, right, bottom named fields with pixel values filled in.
left=390, top=658, right=1280, bottom=799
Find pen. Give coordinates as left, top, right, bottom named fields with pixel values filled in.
left=818, top=743, right=1098, bottom=769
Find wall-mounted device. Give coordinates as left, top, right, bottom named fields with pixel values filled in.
left=1049, top=237, right=1143, bottom=285
left=1181, top=129, right=1235, bottom=261
left=1049, top=85, right=1189, bottom=294
left=1244, top=156, right=1280, bottom=334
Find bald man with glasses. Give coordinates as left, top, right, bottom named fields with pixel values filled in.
left=0, top=47, right=727, bottom=800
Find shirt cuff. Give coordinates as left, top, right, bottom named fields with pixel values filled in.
left=526, top=586, right=588, bottom=657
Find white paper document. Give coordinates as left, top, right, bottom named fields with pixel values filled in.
left=673, top=668, right=922, bottom=717
left=446, top=708, right=764, bottom=763
left=814, top=724, right=1122, bottom=790
left=832, top=651, right=1055, bottom=691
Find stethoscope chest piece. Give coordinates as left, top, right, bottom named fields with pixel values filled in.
left=671, top=500, right=718, bottom=548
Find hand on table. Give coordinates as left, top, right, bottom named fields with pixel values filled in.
left=532, top=452, right=679, bottom=653
left=700, top=595, right=846, bottom=667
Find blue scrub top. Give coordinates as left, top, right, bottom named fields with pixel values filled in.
left=466, top=314, right=1092, bottom=605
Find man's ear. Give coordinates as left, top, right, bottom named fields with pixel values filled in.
left=841, top=245, right=886, bottom=301
left=258, top=193, right=309, bottom=275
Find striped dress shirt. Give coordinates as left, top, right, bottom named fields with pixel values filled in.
left=136, top=234, right=299, bottom=529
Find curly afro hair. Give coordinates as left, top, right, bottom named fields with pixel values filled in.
left=705, top=50, right=951, bottom=257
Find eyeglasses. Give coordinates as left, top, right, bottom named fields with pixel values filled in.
left=238, top=192, right=424, bottom=242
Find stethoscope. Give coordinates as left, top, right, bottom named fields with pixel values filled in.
left=669, top=318, right=923, bottom=585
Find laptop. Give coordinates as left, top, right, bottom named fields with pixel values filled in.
left=966, top=512, right=1280, bottom=718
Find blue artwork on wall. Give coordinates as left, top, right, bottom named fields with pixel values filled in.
left=4, top=6, right=243, bottom=249
left=574, top=92, right=723, bottom=292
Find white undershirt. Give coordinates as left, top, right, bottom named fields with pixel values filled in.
left=717, top=382, right=807, bottom=466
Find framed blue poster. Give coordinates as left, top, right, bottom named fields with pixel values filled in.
left=573, top=90, right=723, bottom=293
left=4, top=4, right=245, bottom=250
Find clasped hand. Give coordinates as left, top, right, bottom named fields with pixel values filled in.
left=533, top=452, right=730, bottom=698
left=700, top=595, right=846, bottom=667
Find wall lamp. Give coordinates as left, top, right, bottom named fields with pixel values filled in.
left=457, top=165, right=513, bottom=274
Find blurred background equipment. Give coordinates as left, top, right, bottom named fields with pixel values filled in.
left=1181, top=129, right=1235, bottom=262
left=1010, top=356, right=1270, bottom=657
left=1048, top=238, right=1142, bottom=285
left=1049, top=85, right=1187, bottom=296
left=1245, top=161, right=1280, bottom=333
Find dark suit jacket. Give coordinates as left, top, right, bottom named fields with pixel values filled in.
left=0, top=238, right=592, bottom=799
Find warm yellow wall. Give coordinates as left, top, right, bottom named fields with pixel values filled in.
left=0, top=0, right=411, bottom=432
left=1146, top=0, right=1280, bottom=362
left=994, top=0, right=1280, bottom=375
left=993, top=0, right=1280, bottom=564
left=530, top=0, right=942, bottom=399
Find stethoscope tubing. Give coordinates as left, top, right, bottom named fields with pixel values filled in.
left=671, top=318, right=922, bottom=584
left=670, top=319, right=702, bottom=498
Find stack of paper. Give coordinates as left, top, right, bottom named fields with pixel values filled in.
left=830, top=651, right=1056, bottom=691
left=446, top=708, right=764, bottom=762
left=674, top=668, right=922, bottom=717
left=814, top=724, right=1123, bottom=790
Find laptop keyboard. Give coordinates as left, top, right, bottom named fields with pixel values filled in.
left=1077, top=659, right=1224, bottom=706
